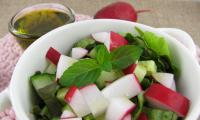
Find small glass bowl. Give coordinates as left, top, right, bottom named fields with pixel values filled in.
left=8, top=3, right=75, bottom=49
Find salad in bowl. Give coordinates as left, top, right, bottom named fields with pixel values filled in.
left=30, top=27, right=190, bottom=120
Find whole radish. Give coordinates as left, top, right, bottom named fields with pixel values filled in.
left=94, top=2, right=150, bottom=22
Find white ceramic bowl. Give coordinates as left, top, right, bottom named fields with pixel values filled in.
left=2, top=19, right=200, bottom=120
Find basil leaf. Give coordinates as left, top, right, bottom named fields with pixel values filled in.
left=59, top=59, right=102, bottom=87
left=111, top=45, right=143, bottom=69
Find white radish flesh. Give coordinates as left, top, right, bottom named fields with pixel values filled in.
left=60, top=110, right=76, bottom=119
left=92, top=32, right=110, bottom=43
left=64, top=86, right=91, bottom=117
left=71, top=47, right=88, bottom=59
left=106, top=97, right=136, bottom=120
left=56, top=55, right=77, bottom=79
left=102, top=74, right=142, bottom=100
left=152, top=72, right=176, bottom=91
left=80, top=84, right=109, bottom=117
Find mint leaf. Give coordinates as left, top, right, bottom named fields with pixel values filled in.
left=111, top=45, right=143, bottom=69
left=95, top=45, right=110, bottom=64
left=90, top=45, right=112, bottom=72
left=59, top=59, right=101, bottom=87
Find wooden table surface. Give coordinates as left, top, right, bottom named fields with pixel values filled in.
left=0, top=0, right=200, bottom=45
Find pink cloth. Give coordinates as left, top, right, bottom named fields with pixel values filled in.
left=0, top=14, right=91, bottom=120
left=0, top=14, right=200, bottom=119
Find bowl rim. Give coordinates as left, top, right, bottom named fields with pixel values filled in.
left=10, top=19, right=200, bottom=120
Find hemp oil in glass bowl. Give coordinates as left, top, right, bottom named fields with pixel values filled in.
left=9, top=3, right=75, bottom=49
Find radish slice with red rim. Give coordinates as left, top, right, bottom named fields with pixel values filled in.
left=64, top=86, right=91, bottom=117
left=80, top=84, right=109, bottom=117
left=46, top=47, right=61, bottom=65
left=56, top=55, right=77, bottom=79
left=71, top=47, right=88, bottom=59
left=144, top=83, right=190, bottom=117
left=105, top=97, right=136, bottom=120
left=102, top=74, right=142, bottom=100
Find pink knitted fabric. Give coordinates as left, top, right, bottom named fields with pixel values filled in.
left=0, top=14, right=200, bottom=119
left=0, top=14, right=92, bottom=120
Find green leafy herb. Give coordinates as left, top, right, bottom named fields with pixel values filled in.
left=135, top=27, right=177, bottom=73
left=59, top=59, right=102, bottom=87
left=132, top=93, right=145, bottom=120
left=125, top=33, right=145, bottom=47
left=94, top=45, right=112, bottom=72
left=111, top=45, right=143, bottom=69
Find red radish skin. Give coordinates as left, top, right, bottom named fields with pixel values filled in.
left=64, top=86, right=91, bottom=117
left=46, top=47, right=61, bottom=65
left=94, top=2, right=150, bottom=22
left=121, top=106, right=136, bottom=120
left=122, top=114, right=132, bottom=120
left=123, top=64, right=137, bottom=74
left=138, top=112, right=148, bottom=120
left=144, top=83, right=190, bottom=117
left=110, top=31, right=128, bottom=51
left=80, top=84, right=109, bottom=117
left=65, top=86, right=77, bottom=103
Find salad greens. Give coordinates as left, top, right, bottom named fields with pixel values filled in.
left=30, top=27, right=188, bottom=120
left=60, top=45, right=143, bottom=87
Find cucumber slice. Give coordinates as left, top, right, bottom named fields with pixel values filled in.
left=95, top=70, right=124, bottom=89
left=143, top=107, right=178, bottom=120
left=45, top=63, right=56, bottom=74
left=56, top=87, right=68, bottom=104
left=134, top=64, right=147, bottom=82
left=31, top=73, right=62, bottom=117
left=31, top=73, right=55, bottom=90
left=74, top=38, right=96, bottom=49
left=139, top=60, right=157, bottom=76
left=40, top=106, right=51, bottom=119
left=83, top=114, right=96, bottom=120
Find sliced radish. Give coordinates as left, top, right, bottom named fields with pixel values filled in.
left=92, top=32, right=110, bottom=43
left=102, top=74, right=142, bottom=100
left=105, top=97, right=136, bottom=120
left=144, top=83, right=190, bottom=117
left=56, top=55, right=77, bottom=79
left=138, top=112, right=148, bottom=120
left=61, top=118, right=82, bottom=120
left=71, top=47, right=88, bottom=59
left=64, top=86, right=91, bottom=117
left=152, top=73, right=176, bottom=91
left=60, top=110, right=76, bottom=119
left=123, top=64, right=137, bottom=74
left=122, top=114, right=131, bottom=120
left=80, top=84, right=109, bottom=117
left=46, top=47, right=61, bottom=65
left=110, top=31, right=128, bottom=51
left=92, top=31, right=128, bottom=51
